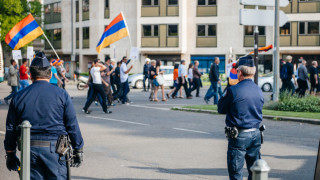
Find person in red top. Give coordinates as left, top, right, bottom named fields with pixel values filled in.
left=19, top=58, right=30, bottom=90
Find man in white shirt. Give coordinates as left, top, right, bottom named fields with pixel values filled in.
left=83, top=59, right=112, bottom=114
left=172, top=60, right=192, bottom=99
left=120, top=56, right=133, bottom=104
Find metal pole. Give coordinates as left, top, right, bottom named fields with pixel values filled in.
left=20, top=121, right=32, bottom=180
left=42, top=33, right=60, bottom=60
left=250, top=159, right=271, bottom=180
left=71, top=0, right=74, bottom=61
left=253, top=6, right=259, bottom=84
left=273, top=0, right=280, bottom=101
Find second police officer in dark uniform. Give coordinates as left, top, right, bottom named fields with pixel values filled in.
left=4, top=52, right=84, bottom=179
left=218, top=56, right=264, bottom=180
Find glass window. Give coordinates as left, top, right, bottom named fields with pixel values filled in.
left=143, top=25, right=152, bottom=36
left=198, top=0, right=205, bottom=5
left=208, top=25, right=216, bottom=36
left=105, top=0, right=109, bottom=8
left=168, top=0, right=178, bottom=5
left=299, top=22, right=305, bottom=34
left=197, top=25, right=206, bottom=36
left=76, top=28, right=79, bottom=41
left=168, top=25, right=178, bottom=36
left=244, top=26, right=254, bottom=35
left=54, top=29, right=61, bottom=41
left=154, top=25, right=159, bottom=36
left=308, top=22, right=319, bottom=34
left=280, top=22, right=290, bottom=35
left=44, top=5, right=51, bottom=14
left=142, top=0, right=151, bottom=5
left=83, top=0, right=89, bottom=12
left=208, top=0, right=216, bottom=5
left=83, top=27, right=90, bottom=39
left=258, top=26, right=265, bottom=35
left=154, top=0, right=159, bottom=5
left=76, top=1, right=79, bottom=13
left=55, top=2, right=61, bottom=13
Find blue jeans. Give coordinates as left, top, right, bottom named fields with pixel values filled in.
left=121, top=80, right=130, bottom=103
left=30, top=140, right=67, bottom=180
left=205, top=81, right=223, bottom=104
left=143, top=75, right=150, bottom=91
left=19, top=80, right=29, bottom=90
left=227, top=130, right=261, bottom=180
left=5, top=86, right=19, bottom=100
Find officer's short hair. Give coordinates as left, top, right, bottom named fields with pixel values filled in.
left=238, top=66, right=256, bottom=77
left=30, top=66, right=52, bottom=80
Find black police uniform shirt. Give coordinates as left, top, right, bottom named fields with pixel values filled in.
left=218, top=79, right=264, bottom=129
left=4, top=80, right=84, bottom=151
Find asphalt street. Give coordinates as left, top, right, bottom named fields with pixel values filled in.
left=0, top=83, right=319, bottom=180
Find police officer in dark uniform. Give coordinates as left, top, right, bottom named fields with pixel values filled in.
left=218, top=56, right=264, bottom=180
left=4, top=52, right=84, bottom=179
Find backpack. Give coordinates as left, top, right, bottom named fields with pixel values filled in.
left=280, top=65, right=288, bottom=80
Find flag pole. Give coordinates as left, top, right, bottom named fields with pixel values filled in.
left=42, top=33, right=60, bottom=59
left=121, top=11, right=132, bottom=47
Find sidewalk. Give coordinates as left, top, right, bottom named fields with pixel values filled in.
left=172, top=107, right=320, bottom=125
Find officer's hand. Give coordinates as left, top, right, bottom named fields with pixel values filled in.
left=6, top=151, right=20, bottom=171
left=72, top=149, right=83, bottom=168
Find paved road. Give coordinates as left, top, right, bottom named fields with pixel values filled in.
left=0, top=83, right=319, bottom=180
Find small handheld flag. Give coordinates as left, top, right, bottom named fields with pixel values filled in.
left=96, top=12, right=129, bottom=54
left=5, top=14, right=44, bottom=50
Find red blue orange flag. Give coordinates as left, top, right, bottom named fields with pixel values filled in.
left=229, top=63, right=239, bottom=86
left=5, top=14, right=44, bottom=50
left=96, top=12, right=129, bottom=54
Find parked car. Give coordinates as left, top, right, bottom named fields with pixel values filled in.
left=258, top=73, right=273, bottom=92
left=128, top=66, right=174, bottom=89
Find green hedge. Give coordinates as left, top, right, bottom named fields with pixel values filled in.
left=265, top=92, right=320, bottom=112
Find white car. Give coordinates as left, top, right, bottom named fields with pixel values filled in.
left=258, top=73, right=273, bottom=92
left=128, top=66, right=174, bottom=89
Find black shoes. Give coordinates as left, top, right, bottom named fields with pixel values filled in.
left=82, top=108, right=91, bottom=114
left=104, top=110, right=112, bottom=114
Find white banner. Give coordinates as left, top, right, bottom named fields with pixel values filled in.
left=12, top=50, right=22, bottom=60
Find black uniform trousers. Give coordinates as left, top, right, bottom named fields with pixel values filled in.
left=173, top=77, right=191, bottom=98
left=190, top=77, right=201, bottom=96
left=84, top=83, right=107, bottom=112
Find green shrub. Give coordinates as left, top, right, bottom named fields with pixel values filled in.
left=80, top=72, right=89, bottom=76
left=276, top=91, right=320, bottom=112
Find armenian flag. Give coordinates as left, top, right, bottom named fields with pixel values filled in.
left=229, top=63, right=239, bottom=86
left=96, top=12, right=129, bottom=54
left=5, top=14, right=44, bottom=50
left=248, top=44, right=273, bottom=55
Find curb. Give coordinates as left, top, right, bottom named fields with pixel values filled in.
left=172, top=107, right=320, bottom=125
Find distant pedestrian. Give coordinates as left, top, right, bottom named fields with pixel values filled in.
left=190, top=60, right=202, bottom=97
left=204, top=57, right=223, bottom=104
left=4, top=60, right=19, bottom=104
left=101, top=56, right=116, bottom=106
left=149, top=60, right=157, bottom=101
left=296, top=59, right=308, bottom=97
left=310, top=61, right=320, bottom=96
left=120, top=56, right=133, bottom=104
left=280, top=55, right=296, bottom=95
left=19, top=58, right=29, bottom=90
left=153, top=60, right=167, bottom=102
left=143, top=58, right=151, bottom=92
left=172, top=60, right=192, bottom=99
left=188, top=63, right=194, bottom=89
left=56, top=60, right=69, bottom=89
left=167, top=64, right=183, bottom=98
left=83, top=59, right=111, bottom=114
left=49, top=59, right=63, bottom=86
left=110, top=59, right=117, bottom=93
left=218, top=56, right=264, bottom=180
left=113, top=61, right=123, bottom=101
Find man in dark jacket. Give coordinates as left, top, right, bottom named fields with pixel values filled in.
left=143, top=58, right=151, bottom=91
left=204, top=57, right=223, bottom=104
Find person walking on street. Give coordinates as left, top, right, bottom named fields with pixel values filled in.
left=218, top=56, right=264, bottom=180
left=110, top=59, right=117, bottom=93
left=188, top=63, right=194, bottom=89
left=4, top=60, right=19, bottom=104
left=280, top=55, right=296, bottom=95
left=19, top=58, right=30, bottom=90
left=101, top=56, right=116, bottom=106
left=83, top=59, right=111, bottom=114
left=120, top=56, right=133, bottom=104
left=112, top=61, right=123, bottom=102
left=172, top=60, right=192, bottom=99
left=49, top=59, right=63, bottom=86
left=296, top=59, right=308, bottom=97
left=204, top=57, right=223, bottom=104
left=153, top=60, right=167, bottom=102
left=143, top=58, right=151, bottom=91
left=149, top=60, right=157, bottom=101
left=310, top=61, right=320, bottom=96
left=167, top=64, right=183, bottom=98
left=56, top=60, right=69, bottom=89
left=190, top=60, right=202, bottom=97
left=4, top=52, right=84, bottom=179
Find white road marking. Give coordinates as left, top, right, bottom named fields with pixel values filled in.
left=0, top=131, right=5, bottom=135
left=86, top=116, right=151, bottom=126
left=129, top=104, right=170, bottom=111
left=173, top=128, right=211, bottom=135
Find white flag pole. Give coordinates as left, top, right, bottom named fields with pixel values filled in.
left=42, top=33, right=60, bottom=60
left=121, top=11, right=132, bottom=47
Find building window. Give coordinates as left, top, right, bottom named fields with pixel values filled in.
left=168, top=25, right=178, bottom=36
left=244, top=26, right=265, bottom=35
left=299, top=22, right=320, bottom=35
left=83, top=27, right=90, bottom=48
left=76, top=28, right=79, bottom=49
left=82, top=0, right=90, bottom=21
left=197, top=24, right=216, bottom=37
left=142, top=25, right=159, bottom=37
left=168, top=0, right=178, bottom=6
left=198, top=0, right=216, bottom=5
left=75, top=1, right=79, bottom=22
left=44, top=2, right=61, bottom=24
left=280, top=22, right=291, bottom=35
left=105, top=0, right=109, bottom=8
left=142, top=0, right=159, bottom=6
